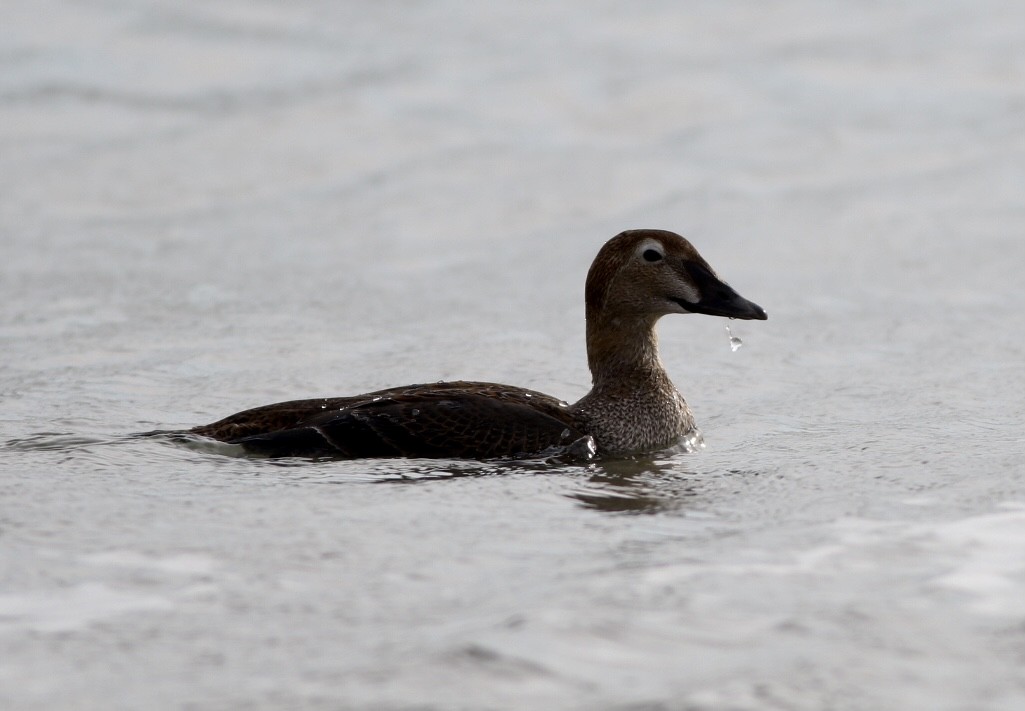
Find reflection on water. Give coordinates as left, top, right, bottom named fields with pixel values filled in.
left=569, top=458, right=703, bottom=514
left=4, top=432, right=126, bottom=452
left=289, top=456, right=584, bottom=484
left=6, top=431, right=732, bottom=514
left=571, top=457, right=768, bottom=515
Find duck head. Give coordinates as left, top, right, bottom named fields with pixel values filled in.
left=585, top=229, right=767, bottom=324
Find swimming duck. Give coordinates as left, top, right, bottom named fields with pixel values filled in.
left=188, top=229, right=766, bottom=459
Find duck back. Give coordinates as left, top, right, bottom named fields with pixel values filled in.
left=191, top=381, right=586, bottom=459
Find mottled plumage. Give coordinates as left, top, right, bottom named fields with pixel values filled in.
left=185, top=229, right=767, bottom=459
left=192, top=381, right=583, bottom=459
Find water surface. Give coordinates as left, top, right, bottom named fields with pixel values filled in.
left=2, top=2, right=1024, bottom=709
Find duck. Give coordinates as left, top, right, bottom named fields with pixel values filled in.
left=187, top=229, right=766, bottom=459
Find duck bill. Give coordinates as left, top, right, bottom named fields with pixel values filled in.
left=680, top=261, right=768, bottom=320
left=688, top=288, right=767, bottom=320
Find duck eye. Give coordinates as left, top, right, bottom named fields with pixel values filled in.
left=642, top=249, right=663, bottom=263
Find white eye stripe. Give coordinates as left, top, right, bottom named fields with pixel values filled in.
left=634, top=238, right=665, bottom=262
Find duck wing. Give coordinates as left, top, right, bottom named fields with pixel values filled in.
left=190, top=385, right=418, bottom=442
left=194, top=381, right=586, bottom=460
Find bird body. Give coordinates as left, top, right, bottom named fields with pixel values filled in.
left=187, top=229, right=767, bottom=459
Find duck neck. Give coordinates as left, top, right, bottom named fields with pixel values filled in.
left=585, top=312, right=671, bottom=392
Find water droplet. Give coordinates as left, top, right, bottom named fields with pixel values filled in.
left=726, top=323, right=743, bottom=352
left=410, top=409, right=420, bottom=416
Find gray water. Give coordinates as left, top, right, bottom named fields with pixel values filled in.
left=3, top=2, right=1024, bottom=709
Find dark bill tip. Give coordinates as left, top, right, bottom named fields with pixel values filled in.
left=680, top=292, right=768, bottom=320
left=718, top=295, right=767, bottom=320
